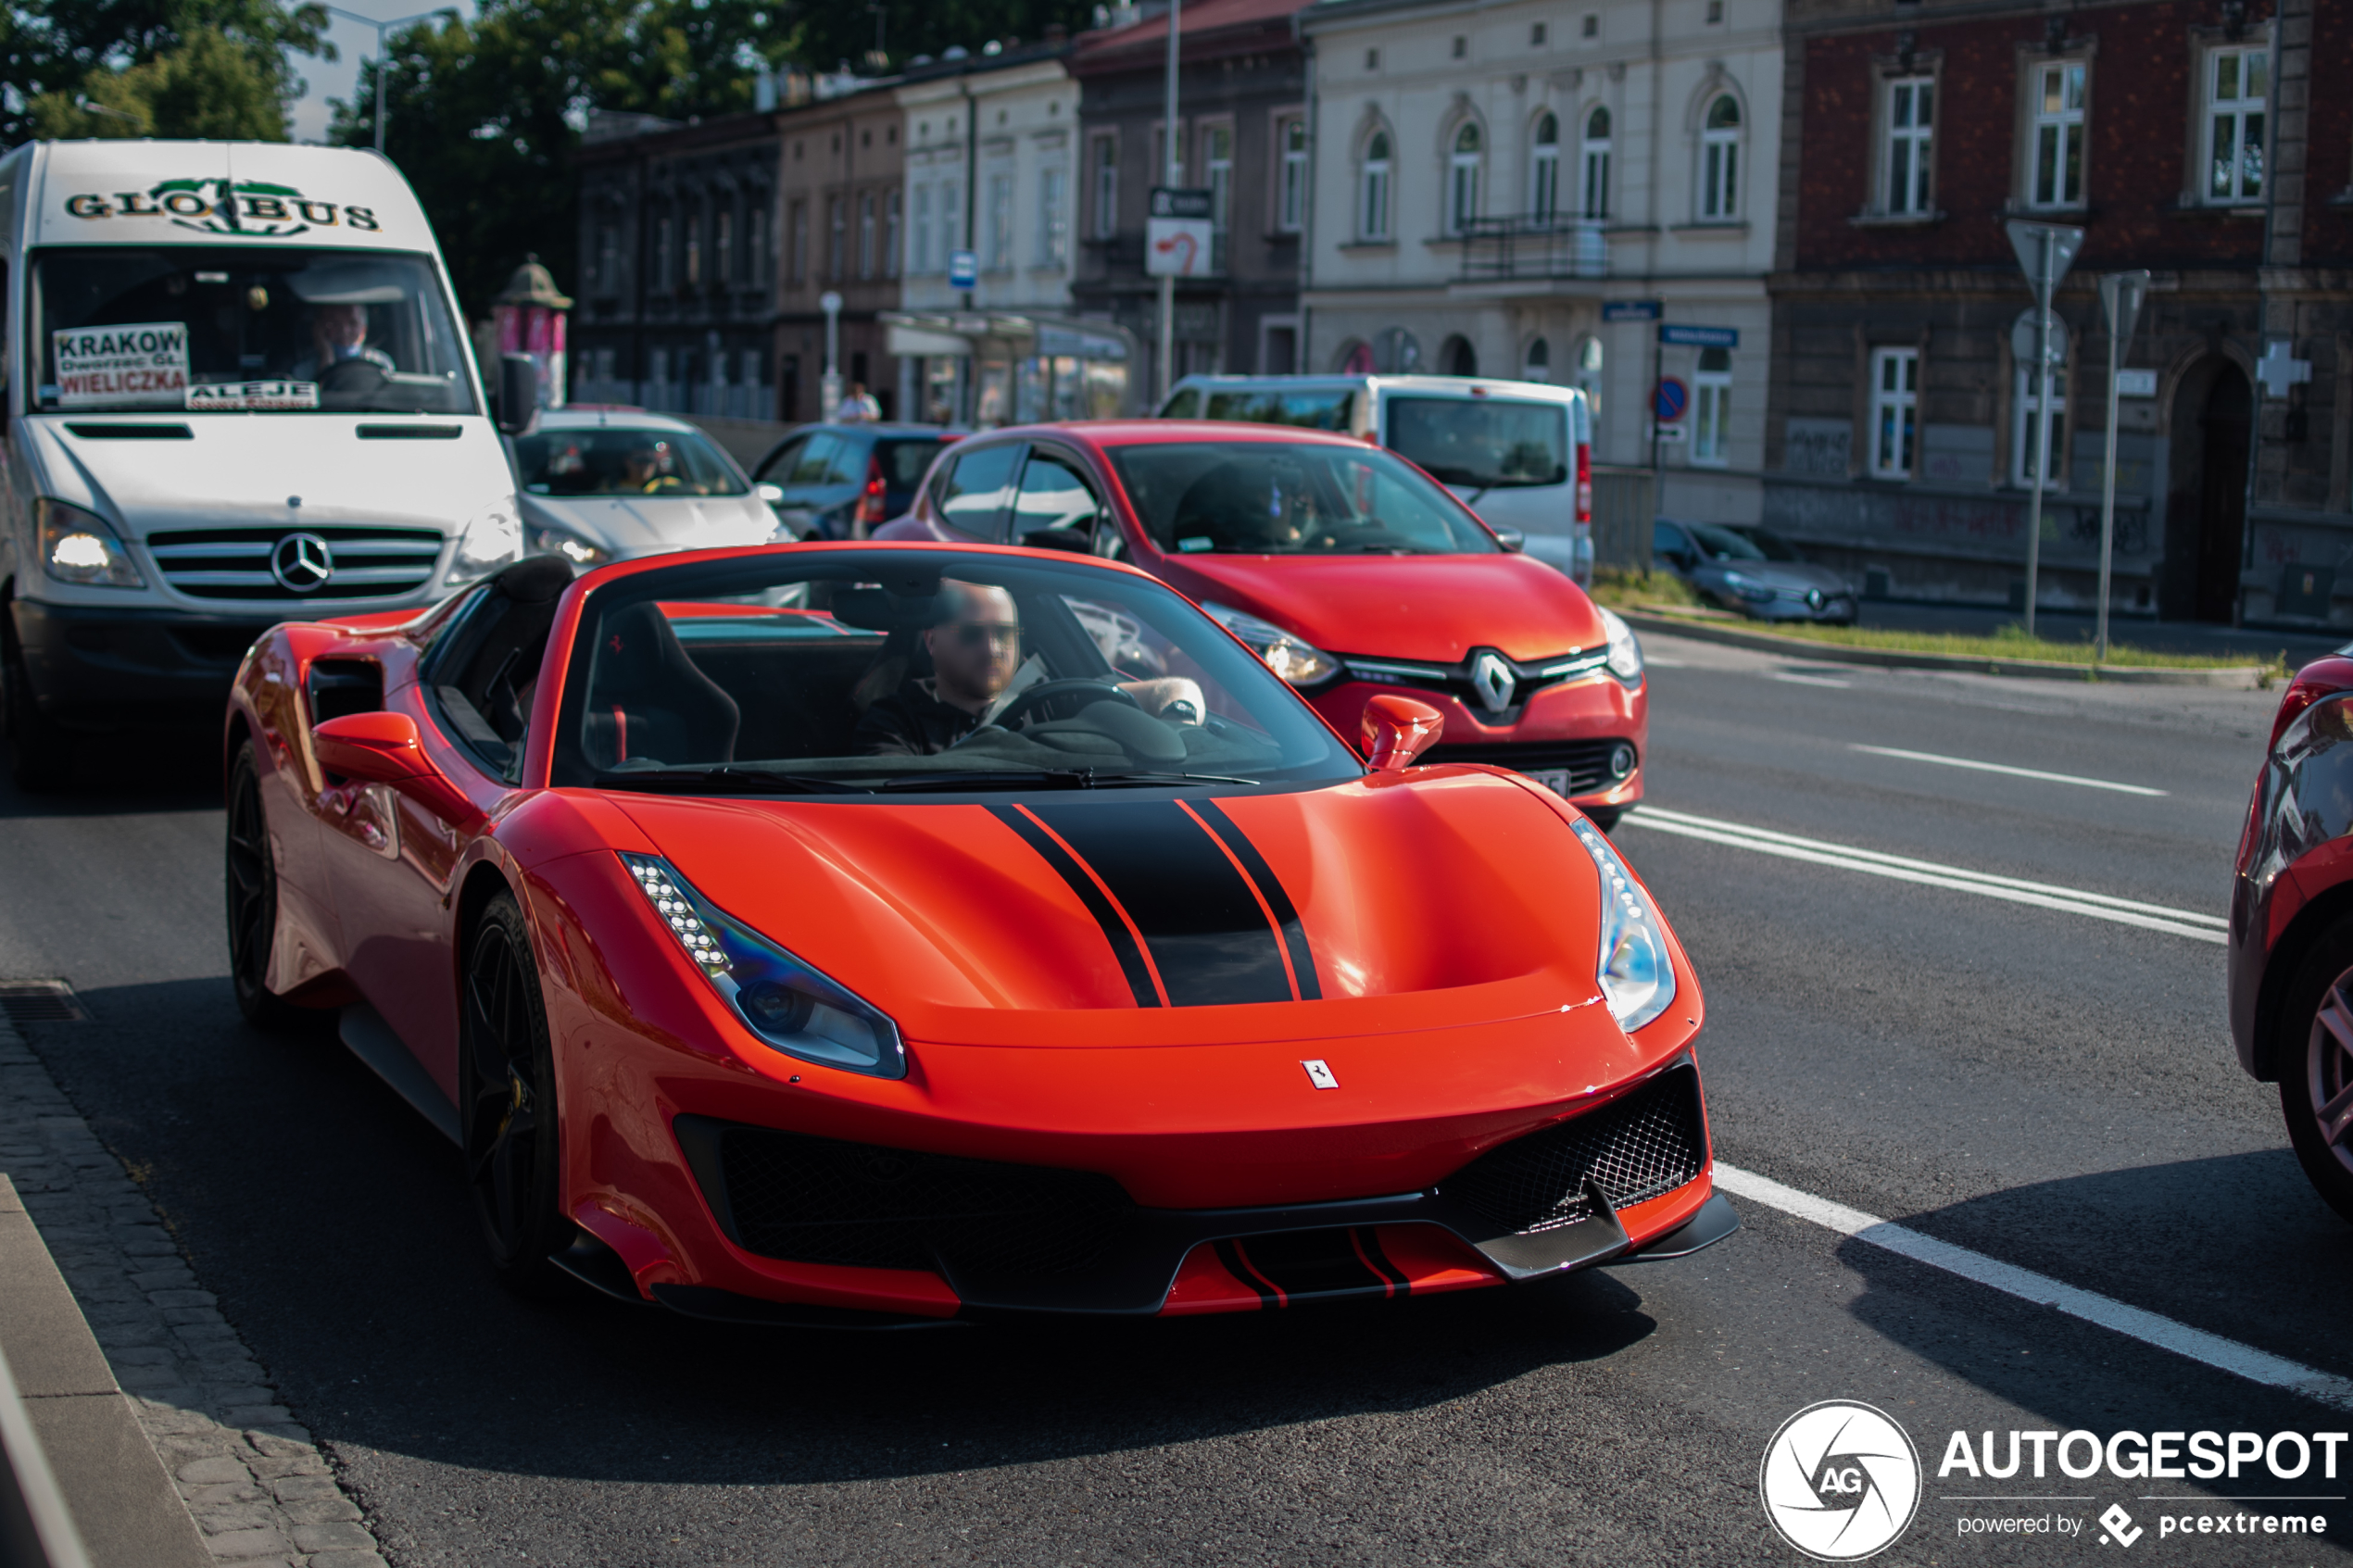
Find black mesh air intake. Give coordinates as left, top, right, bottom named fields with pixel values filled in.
left=688, top=1121, right=1136, bottom=1277
left=1440, top=1065, right=1707, bottom=1235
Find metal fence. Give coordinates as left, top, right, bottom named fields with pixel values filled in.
left=1456, top=216, right=1610, bottom=282
left=1592, top=465, right=1655, bottom=572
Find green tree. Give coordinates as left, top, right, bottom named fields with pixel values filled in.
left=2, top=0, right=330, bottom=145
left=28, top=26, right=295, bottom=140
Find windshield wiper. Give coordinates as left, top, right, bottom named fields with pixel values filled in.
left=594, top=766, right=873, bottom=794
left=877, top=768, right=1257, bottom=792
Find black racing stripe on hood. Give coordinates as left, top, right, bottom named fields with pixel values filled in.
left=988, top=805, right=1162, bottom=1009
left=1188, top=798, right=1321, bottom=1001
left=1024, top=800, right=1293, bottom=1007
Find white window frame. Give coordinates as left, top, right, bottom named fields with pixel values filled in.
left=939, top=181, right=963, bottom=272
left=1692, top=347, right=1732, bottom=466
left=827, top=194, right=846, bottom=280
left=1090, top=132, right=1119, bottom=240
left=715, top=207, right=733, bottom=285
left=986, top=169, right=1013, bottom=271
left=1698, top=94, right=1742, bottom=220
left=1202, top=119, right=1234, bottom=269
left=912, top=182, right=933, bottom=274
left=2028, top=61, right=2087, bottom=209
left=2011, top=355, right=2069, bottom=489
left=857, top=191, right=876, bottom=280
left=1277, top=115, right=1307, bottom=232
left=1580, top=106, right=1612, bottom=220
left=883, top=189, right=901, bottom=279
left=1360, top=130, right=1393, bottom=240
left=1881, top=75, right=1935, bottom=216
left=1447, top=121, right=1482, bottom=235
left=1530, top=112, right=1561, bottom=220
left=2203, top=43, right=2268, bottom=204
left=1869, top=347, right=1919, bottom=478
left=1038, top=163, right=1068, bottom=269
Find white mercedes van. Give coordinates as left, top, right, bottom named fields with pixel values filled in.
left=0, top=140, right=524, bottom=787
left=1158, top=373, right=1595, bottom=583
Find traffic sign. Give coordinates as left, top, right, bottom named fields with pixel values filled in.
left=1653, top=425, right=1689, bottom=444
left=1654, top=378, right=1689, bottom=423
left=2009, top=315, right=2066, bottom=368
left=2005, top=220, right=2083, bottom=307
left=1150, top=187, right=1214, bottom=220
left=1604, top=300, right=1663, bottom=322
left=948, top=249, right=977, bottom=290
left=1660, top=324, right=1739, bottom=348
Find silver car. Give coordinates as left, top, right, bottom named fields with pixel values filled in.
left=1655, top=520, right=1857, bottom=624
left=514, top=409, right=784, bottom=565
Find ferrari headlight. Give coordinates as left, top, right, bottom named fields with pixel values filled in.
left=1200, top=601, right=1342, bottom=687
left=527, top=523, right=609, bottom=566
left=451, top=499, right=523, bottom=583
left=1569, top=817, right=1676, bottom=1033
left=38, top=499, right=145, bottom=588
left=1597, top=606, right=1642, bottom=684
left=622, top=853, right=906, bottom=1079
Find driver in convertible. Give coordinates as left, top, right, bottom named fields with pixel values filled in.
left=291, top=303, right=396, bottom=382
left=854, top=581, right=1203, bottom=756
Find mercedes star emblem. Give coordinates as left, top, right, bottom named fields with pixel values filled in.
left=271, top=531, right=334, bottom=593
left=1469, top=650, right=1517, bottom=714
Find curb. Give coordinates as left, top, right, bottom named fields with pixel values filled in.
left=1617, top=608, right=2270, bottom=688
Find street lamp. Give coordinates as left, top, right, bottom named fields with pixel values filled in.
left=321, top=4, right=454, bottom=154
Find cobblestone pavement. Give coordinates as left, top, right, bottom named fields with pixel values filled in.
left=0, top=1014, right=389, bottom=1568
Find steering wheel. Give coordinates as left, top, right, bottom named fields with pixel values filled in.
left=316, top=358, right=388, bottom=394
left=987, top=678, right=1139, bottom=731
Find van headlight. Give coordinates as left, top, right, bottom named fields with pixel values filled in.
left=1200, top=601, right=1343, bottom=687
left=452, top=501, right=523, bottom=582
left=37, top=500, right=145, bottom=588
left=1570, top=816, right=1675, bottom=1032
left=1597, top=606, right=1642, bottom=684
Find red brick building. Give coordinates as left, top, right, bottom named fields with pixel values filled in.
left=1764, top=0, right=2345, bottom=625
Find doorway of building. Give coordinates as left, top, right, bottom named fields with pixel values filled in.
left=2161, top=359, right=2252, bottom=622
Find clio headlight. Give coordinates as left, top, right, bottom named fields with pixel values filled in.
left=1200, top=601, right=1343, bottom=687
left=1569, top=816, right=1676, bottom=1033
left=1597, top=606, right=1642, bottom=684
left=38, top=499, right=145, bottom=588
left=622, top=853, right=906, bottom=1079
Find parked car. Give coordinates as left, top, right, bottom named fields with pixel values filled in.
left=515, top=409, right=782, bottom=565
left=2231, top=652, right=2353, bottom=1222
left=876, top=420, right=1648, bottom=827
left=1159, top=374, right=1595, bottom=583
left=1653, top=520, right=1857, bottom=624
left=223, top=543, right=1734, bottom=1320
left=750, top=423, right=963, bottom=540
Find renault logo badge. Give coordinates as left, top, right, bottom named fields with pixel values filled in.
left=1468, top=650, right=1516, bottom=714
left=271, top=532, right=333, bottom=592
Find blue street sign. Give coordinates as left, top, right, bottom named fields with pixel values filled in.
left=948, top=249, right=978, bottom=290
left=1603, top=300, right=1663, bottom=322
left=1654, top=378, right=1690, bottom=422
left=1659, top=324, right=1739, bottom=348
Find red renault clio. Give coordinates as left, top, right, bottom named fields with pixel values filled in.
left=876, top=421, right=1647, bottom=825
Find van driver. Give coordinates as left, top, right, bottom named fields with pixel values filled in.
left=292, top=303, right=396, bottom=381
left=854, top=580, right=1203, bottom=757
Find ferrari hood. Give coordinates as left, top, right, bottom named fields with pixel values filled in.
left=522, top=492, right=778, bottom=558
left=608, top=771, right=1614, bottom=1045
left=1164, top=552, right=1607, bottom=665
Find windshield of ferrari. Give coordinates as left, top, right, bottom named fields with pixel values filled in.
left=1106, top=441, right=1499, bottom=556
left=540, top=551, right=1362, bottom=792
left=515, top=425, right=749, bottom=497
left=31, top=246, right=475, bottom=415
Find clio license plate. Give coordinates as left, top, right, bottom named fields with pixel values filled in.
left=1524, top=768, right=1572, bottom=797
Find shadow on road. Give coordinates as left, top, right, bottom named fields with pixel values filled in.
left=0, top=733, right=221, bottom=818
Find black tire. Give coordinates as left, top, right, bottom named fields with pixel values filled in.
left=459, top=893, right=567, bottom=1294
left=1583, top=806, right=1625, bottom=834
left=3, top=617, right=74, bottom=792
left=2276, top=915, right=2353, bottom=1224
left=225, top=741, right=308, bottom=1031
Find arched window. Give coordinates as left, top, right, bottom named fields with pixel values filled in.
left=1581, top=107, right=1613, bottom=221
left=1448, top=122, right=1482, bottom=234
left=1524, top=336, right=1552, bottom=383
left=1339, top=339, right=1376, bottom=374
left=1699, top=94, right=1742, bottom=220
left=1530, top=113, right=1560, bottom=220
left=1442, top=334, right=1478, bottom=376
left=1361, top=131, right=1393, bottom=240
left=1693, top=346, right=1731, bottom=465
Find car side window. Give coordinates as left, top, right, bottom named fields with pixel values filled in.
left=419, top=583, right=558, bottom=783
left=1010, top=452, right=1104, bottom=544
left=755, top=435, right=806, bottom=483
left=1654, top=521, right=1691, bottom=565
left=823, top=434, right=871, bottom=486
left=934, top=443, right=1026, bottom=540
left=1160, top=387, right=1202, bottom=418
left=787, top=433, right=841, bottom=486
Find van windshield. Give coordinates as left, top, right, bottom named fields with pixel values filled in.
left=1385, top=396, right=1568, bottom=489
left=31, top=247, right=476, bottom=416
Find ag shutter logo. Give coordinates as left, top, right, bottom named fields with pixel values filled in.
left=63, top=178, right=379, bottom=237
left=1760, top=1400, right=1923, bottom=1561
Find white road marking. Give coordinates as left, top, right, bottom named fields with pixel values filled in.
left=1624, top=806, right=2227, bottom=943
left=1713, top=1161, right=2353, bottom=1415
left=1772, top=672, right=1853, bottom=689
left=1850, top=743, right=2167, bottom=797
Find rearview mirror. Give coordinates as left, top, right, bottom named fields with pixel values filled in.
left=315, top=711, right=426, bottom=784
left=1359, top=693, right=1444, bottom=771
left=756, top=482, right=785, bottom=505
left=497, top=354, right=540, bottom=436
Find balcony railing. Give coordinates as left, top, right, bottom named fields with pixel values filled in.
left=1456, top=215, right=1610, bottom=282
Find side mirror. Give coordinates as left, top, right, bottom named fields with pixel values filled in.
left=755, top=482, right=785, bottom=506
left=1020, top=526, right=1094, bottom=555
left=497, top=354, right=540, bottom=436
left=1492, top=528, right=1526, bottom=553
left=315, top=711, right=426, bottom=784
left=1359, top=693, right=1445, bottom=772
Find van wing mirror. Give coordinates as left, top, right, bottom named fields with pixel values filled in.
left=497, top=354, right=540, bottom=435
left=1492, top=528, right=1526, bottom=553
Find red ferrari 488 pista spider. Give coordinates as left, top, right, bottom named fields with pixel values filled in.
left=224, top=543, right=1734, bottom=1323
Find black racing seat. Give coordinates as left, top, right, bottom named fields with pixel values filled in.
left=581, top=602, right=740, bottom=768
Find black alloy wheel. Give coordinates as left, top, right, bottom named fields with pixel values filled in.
left=459, top=893, right=567, bottom=1294
left=2278, top=915, right=2353, bottom=1223
left=225, top=741, right=306, bottom=1031
left=2, top=618, right=74, bottom=792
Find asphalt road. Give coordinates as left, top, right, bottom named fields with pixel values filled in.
left=3, top=636, right=2348, bottom=1566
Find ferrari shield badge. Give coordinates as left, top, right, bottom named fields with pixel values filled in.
left=1302, top=1059, right=1340, bottom=1090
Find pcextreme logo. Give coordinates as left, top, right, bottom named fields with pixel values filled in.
left=1760, top=1401, right=1924, bottom=1562
left=61, top=179, right=380, bottom=238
